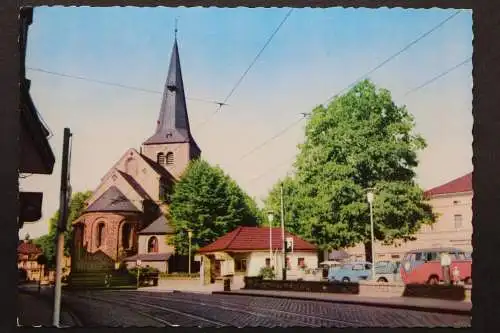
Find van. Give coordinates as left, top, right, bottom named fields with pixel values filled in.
left=400, top=247, right=472, bottom=285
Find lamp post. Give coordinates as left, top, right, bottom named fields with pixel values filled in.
left=280, top=183, right=286, bottom=281
left=367, top=191, right=375, bottom=280
left=188, top=230, right=193, bottom=277
left=136, top=259, right=142, bottom=289
left=267, top=212, right=274, bottom=274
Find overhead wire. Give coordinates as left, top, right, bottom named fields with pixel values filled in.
left=195, top=8, right=295, bottom=132
left=26, top=67, right=225, bottom=107
left=322, top=9, right=464, bottom=106
left=402, top=56, right=472, bottom=97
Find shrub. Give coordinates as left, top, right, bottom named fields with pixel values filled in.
left=259, top=266, right=275, bottom=279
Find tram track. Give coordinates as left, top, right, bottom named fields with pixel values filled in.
left=96, top=290, right=368, bottom=327
left=69, top=292, right=227, bottom=327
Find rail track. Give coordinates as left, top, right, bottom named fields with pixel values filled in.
left=92, top=290, right=369, bottom=327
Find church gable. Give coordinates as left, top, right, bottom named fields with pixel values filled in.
left=85, top=186, right=140, bottom=213
left=85, top=167, right=146, bottom=211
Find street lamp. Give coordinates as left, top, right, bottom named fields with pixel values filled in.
left=188, top=230, right=193, bottom=277
left=366, top=191, right=375, bottom=280
left=136, top=259, right=142, bottom=289
left=267, top=212, right=274, bottom=274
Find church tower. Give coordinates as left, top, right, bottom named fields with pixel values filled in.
left=141, top=37, right=201, bottom=178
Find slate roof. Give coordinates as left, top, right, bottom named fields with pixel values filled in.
left=424, top=172, right=473, bottom=197
left=139, top=215, right=175, bottom=235
left=85, top=186, right=141, bottom=213
left=139, top=154, right=177, bottom=182
left=198, top=227, right=317, bottom=253
left=17, top=241, right=42, bottom=255
left=117, top=170, right=152, bottom=200
left=123, top=253, right=172, bottom=262
left=143, top=39, right=199, bottom=152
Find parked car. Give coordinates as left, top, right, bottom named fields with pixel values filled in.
left=328, top=262, right=372, bottom=283
left=320, top=260, right=343, bottom=280
left=400, top=247, right=472, bottom=285
left=328, top=261, right=401, bottom=283
left=373, top=261, right=401, bottom=283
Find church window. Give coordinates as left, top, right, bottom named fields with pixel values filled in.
left=122, top=223, right=133, bottom=250
left=96, top=223, right=105, bottom=248
left=148, top=236, right=159, bottom=253
left=157, top=153, right=166, bottom=165
left=166, top=152, right=174, bottom=165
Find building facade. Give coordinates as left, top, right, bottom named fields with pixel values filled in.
left=341, top=173, right=473, bottom=262
left=18, top=7, right=56, bottom=230
left=71, top=36, right=200, bottom=274
left=197, top=226, right=319, bottom=284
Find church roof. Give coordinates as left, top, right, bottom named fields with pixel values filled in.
left=117, top=170, right=152, bottom=200
left=143, top=38, right=199, bottom=150
left=85, top=186, right=141, bottom=213
left=138, top=215, right=175, bottom=235
left=139, top=154, right=177, bottom=182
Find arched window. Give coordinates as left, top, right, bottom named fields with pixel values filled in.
left=148, top=236, right=159, bottom=253
left=96, top=223, right=105, bottom=248
left=122, top=223, right=133, bottom=250
left=166, top=152, right=174, bottom=165
left=157, top=153, right=166, bottom=165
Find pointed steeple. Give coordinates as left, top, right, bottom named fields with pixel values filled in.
left=143, top=37, right=195, bottom=146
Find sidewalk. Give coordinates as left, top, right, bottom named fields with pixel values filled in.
left=18, top=286, right=81, bottom=327
left=213, top=289, right=472, bottom=316
left=138, top=276, right=245, bottom=294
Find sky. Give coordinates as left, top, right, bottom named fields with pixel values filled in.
left=20, top=7, right=473, bottom=239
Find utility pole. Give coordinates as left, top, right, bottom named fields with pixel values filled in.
left=280, top=183, right=286, bottom=281
left=52, top=128, right=72, bottom=327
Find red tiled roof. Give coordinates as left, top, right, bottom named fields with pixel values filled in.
left=424, top=172, right=473, bottom=197
left=198, top=226, right=317, bottom=253
left=17, top=241, right=42, bottom=255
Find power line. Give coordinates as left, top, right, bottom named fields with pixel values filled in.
left=246, top=154, right=297, bottom=184
left=196, top=8, right=294, bottom=131
left=403, top=56, right=472, bottom=97
left=237, top=115, right=305, bottom=162
left=323, top=9, right=463, bottom=105
left=26, top=67, right=224, bottom=106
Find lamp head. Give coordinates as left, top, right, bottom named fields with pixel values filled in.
left=267, top=212, right=274, bottom=223
left=367, top=191, right=374, bottom=204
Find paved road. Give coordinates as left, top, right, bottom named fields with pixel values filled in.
left=62, top=290, right=471, bottom=328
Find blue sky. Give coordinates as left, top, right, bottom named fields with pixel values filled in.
left=21, top=7, right=473, bottom=238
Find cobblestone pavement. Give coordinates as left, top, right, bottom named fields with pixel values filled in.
left=64, top=290, right=471, bottom=328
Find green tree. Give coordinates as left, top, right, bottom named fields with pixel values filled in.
left=34, top=191, right=92, bottom=268
left=264, top=80, right=435, bottom=262
left=168, top=159, right=259, bottom=255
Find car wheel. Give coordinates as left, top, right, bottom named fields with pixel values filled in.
left=377, top=277, right=388, bottom=283
left=342, top=277, right=350, bottom=283
left=427, top=276, right=439, bottom=285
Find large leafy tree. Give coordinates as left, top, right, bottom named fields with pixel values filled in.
left=34, top=191, right=92, bottom=268
left=168, top=159, right=260, bottom=255
left=264, top=80, right=435, bottom=262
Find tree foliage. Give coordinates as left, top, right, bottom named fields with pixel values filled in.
left=168, top=159, right=260, bottom=255
left=264, top=80, right=436, bottom=261
left=34, top=191, right=92, bottom=268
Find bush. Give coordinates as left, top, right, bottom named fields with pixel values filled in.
left=259, top=266, right=275, bottom=280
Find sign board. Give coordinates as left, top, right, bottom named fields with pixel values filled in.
left=286, top=237, right=294, bottom=253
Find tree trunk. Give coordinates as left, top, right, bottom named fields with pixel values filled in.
left=364, top=242, right=373, bottom=263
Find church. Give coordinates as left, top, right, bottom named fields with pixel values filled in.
left=71, top=36, right=201, bottom=274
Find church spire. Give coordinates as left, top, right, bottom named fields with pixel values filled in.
left=143, top=34, right=194, bottom=146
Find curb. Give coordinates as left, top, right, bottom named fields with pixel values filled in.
left=18, top=288, right=84, bottom=327
left=212, top=291, right=471, bottom=316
